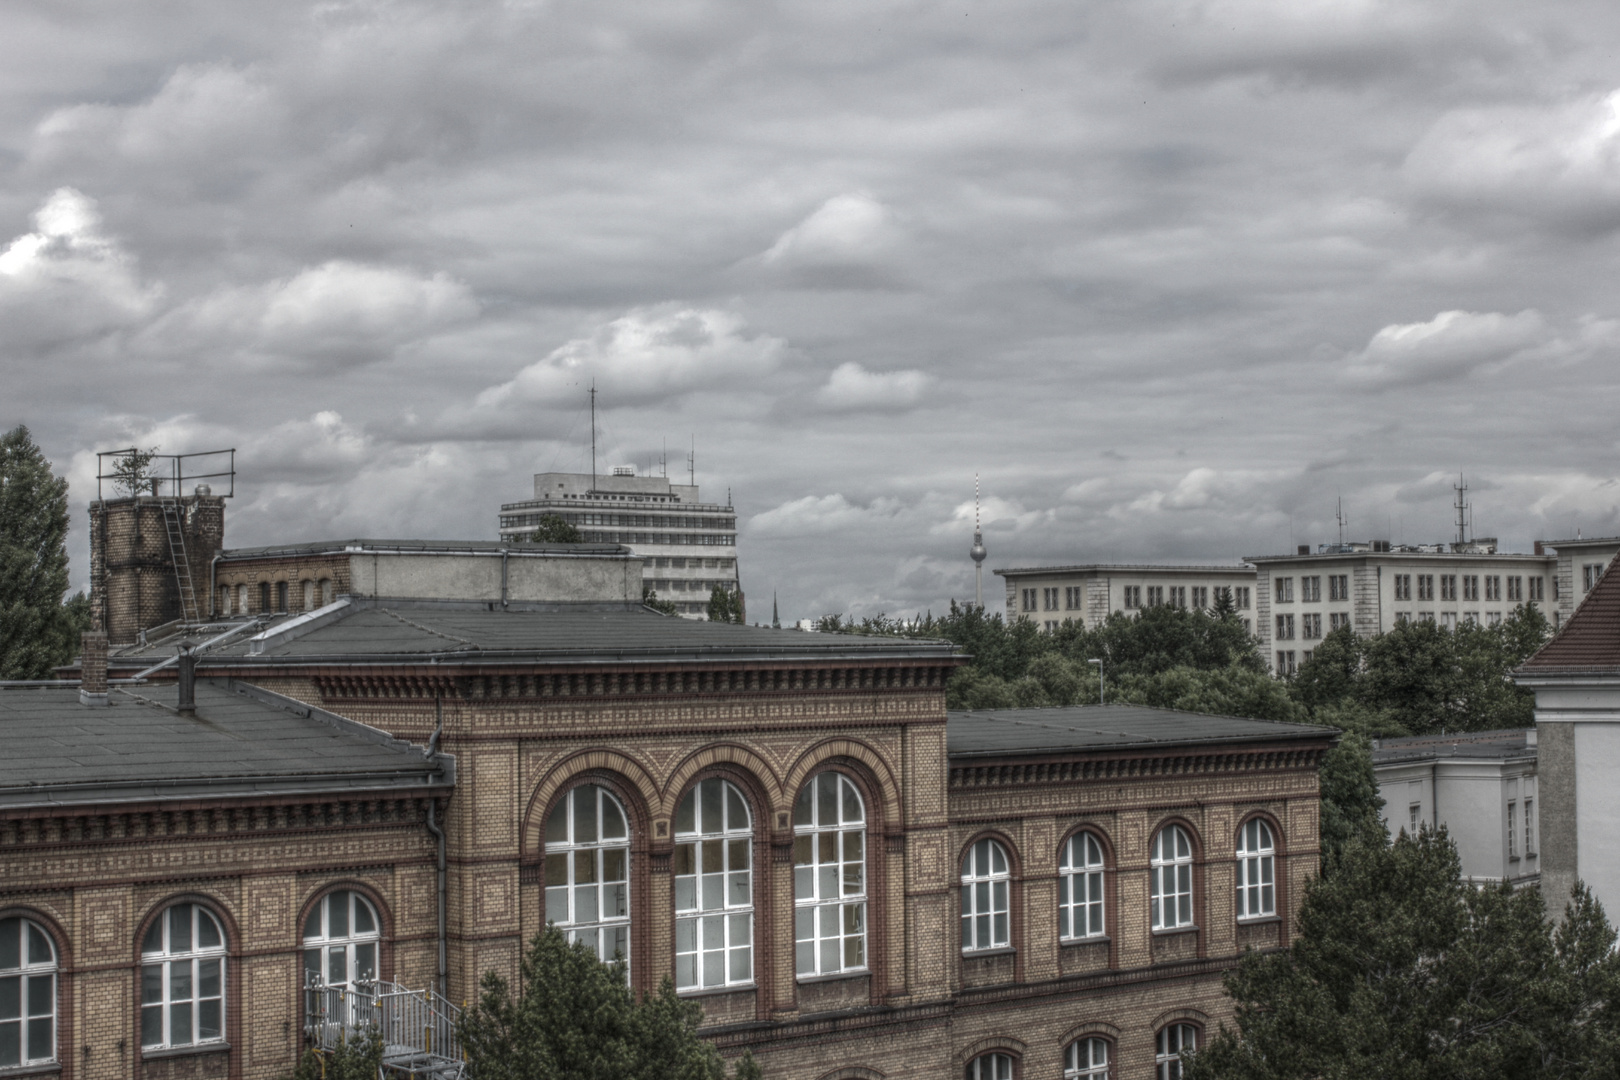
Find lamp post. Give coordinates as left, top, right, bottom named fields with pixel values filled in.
left=1087, top=658, right=1104, bottom=705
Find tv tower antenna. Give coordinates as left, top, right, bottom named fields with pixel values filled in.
left=1336, top=496, right=1346, bottom=550
left=1454, top=474, right=1470, bottom=548
left=970, top=474, right=987, bottom=608
left=589, top=381, right=597, bottom=494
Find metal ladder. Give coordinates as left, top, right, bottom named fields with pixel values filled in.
left=159, top=500, right=200, bottom=625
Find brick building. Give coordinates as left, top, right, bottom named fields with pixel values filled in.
left=14, top=531, right=1334, bottom=1080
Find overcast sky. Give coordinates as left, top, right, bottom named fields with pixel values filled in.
left=5, top=0, right=1620, bottom=622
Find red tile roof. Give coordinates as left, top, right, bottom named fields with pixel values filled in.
left=1523, top=555, right=1620, bottom=670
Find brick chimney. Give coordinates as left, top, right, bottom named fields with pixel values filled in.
left=176, top=642, right=196, bottom=715
left=79, top=630, right=108, bottom=707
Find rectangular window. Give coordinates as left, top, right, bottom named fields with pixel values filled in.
left=1274, top=577, right=1294, bottom=603
left=1147, top=585, right=1164, bottom=606
left=1022, top=588, right=1037, bottom=612
left=1525, top=799, right=1535, bottom=855
left=1441, top=575, right=1457, bottom=601
left=1275, top=613, right=1295, bottom=640
left=1065, top=586, right=1083, bottom=610
left=1488, top=612, right=1502, bottom=626
left=1507, top=576, right=1522, bottom=601
left=1044, top=587, right=1060, bottom=611
left=1169, top=585, right=1186, bottom=608
left=1329, top=574, right=1349, bottom=601
left=1418, top=575, right=1434, bottom=601
left=1394, top=574, right=1410, bottom=601
left=1507, top=802, right=1517, bottom=858
left=1192, top=586, right=1208, bottom=609
left=1441, top=612, right=1458, bottom=629
left=259, top=582, right=271, bottom=612
left=1236, top=586, right=1251, bottom=610
left=1242, top=618, right=1252, bottom=634
left=1329, top=612, right=1350, bottom=632
left=1530, top=577, right=1544, bottom=601
left=1463, top=576, right=1479, bottom=602
left=1274, top=650, right=1296, bottom=675
left=1410, top=803, right=1421, bottom=832
left=1420, top=611, right=1435, bottom=623
left=1123, top=586, right=1141, bottom=610
left=1585, top=564, right=1606, bottom=593
left=1301, top=576, right=1321, bottom=602
left=1485, top=576, right=1500, bottom=601
left=1302, top=613, right=1322, bottom=639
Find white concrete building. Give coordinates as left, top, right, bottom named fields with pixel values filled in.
left=1371, top=729, right=1538, bottom=888
left=994, top=564, right=1259, bottom=634
left=1543, top=535, right=1620, bottom=627
left=499, top=468, right=740, bottom=618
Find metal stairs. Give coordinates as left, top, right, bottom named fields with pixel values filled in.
left=305, top=976, right=466, bottom=1080
left=159, top=500, right=200, bottom=625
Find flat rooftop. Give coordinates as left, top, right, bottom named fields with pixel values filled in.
left=109, top=597, right=959, bottom=667
left=0, top=679, right=451, bottom=809
left=1371, top=728, right=1535, bottom=764
left=216, top=538, right=634, bottom=561
left=946, top=704, right=1331, bottom=758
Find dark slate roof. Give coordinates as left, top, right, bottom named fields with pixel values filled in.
left=1521, top=553, right=1620, bottom=671
left=111, top=598, right=958, bottom=667
left=1371, top=728, right=1535, bottom=765
left=217, top=538, right=632, bottom=560
left=946, top=704, right=1331, bottom=758
left=0, top=679, right=452, bottom=809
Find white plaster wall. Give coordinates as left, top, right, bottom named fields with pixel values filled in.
left=1574, top=722, right=1620, bottom=919
left=348, top=552, right=642, bottom=603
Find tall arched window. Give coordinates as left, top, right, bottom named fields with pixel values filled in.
left=0, top=917, right=56, bottom=1069
left=1059, top=832, right=1105, bottom=940
left=1156, top=1024, right=1196, bottom=1079
left=1236, top=819, right=1276, bottom=919
left=1150, top=826, right=1194, bottom=930
left=968, top=1052, right=1014, bottom=1079
left=674, top=778, right=753, bottom=991
left=1065, top=1038, right=1109, bottom=1080
left=545, top=785, right=631, bottom=972
left=960, top=839, right=1010, bottom=952
left=303, top=890, right=381, bottom=991
left=141, top=904, right=226, bottom=1051
left=792, top=771, right=866, bottom=977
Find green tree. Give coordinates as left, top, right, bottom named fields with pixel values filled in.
left=1185, top=830, right=1620, bottom=1080
left=458, top=927, right=761, bottom=1080
left=1211, top=586, right=1238, bottom=620
left=642, top=586, right=679, bottom=615
left=707, top=586, right=742, bottom=624
left=109, top=445, right=160, bottom=496
left=283, top=1027, right=383, bottom=1080
left=0, top=426, right=76, bottom=679
left=529, top=514, right=583, bottom=543
left=1315, top=730, right=1386, bottom=868
left=1111, top=662, right=1304, bottom=723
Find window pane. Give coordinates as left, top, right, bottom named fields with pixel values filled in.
left=674, top=877, right=696, bottom=912
left=574, top=787, right=597, bottom=843
left=729, top=871, right=750, bottom=907
left=170, top=906, right=192, bottom=953
left=0, top=922, right=16, bottom=970
left=0, top=1020, right=16, bottom=1067
left=727, top=786, right=748, bottom=831
left=702, top=873, right=723, bottom=910
left=603, top=847, right=627, bottom=883
left=575, top=850, right=598, bottom=885
left=546, top=888, right=569, bottom=924
left=24, top=926, right=51, bottom=967
left=140, top=1004, right=162, bottom=1048
left=844, top=933, right=864, bottom=969
left=142, top=964, right=163, bottom=1005
left=356, top=943, right=376, bottom=981
left=675, top=790, right=696, bottom=834
left=601, top=797, right=626, bottom=840
left=702, top=840, right=723, bottom=875
left=329, top=949, right=346, bottom=986
left=819, top=936, right=839, bottom=973
left=198, top=999, right=221, bottom=1041
left=170, top=1000, right=192, bottom=1046
left=676, top=954, right=696, bottom=988
left=354, top=899, right=376, bottom=935
left=329, top=896, right=348, bottom=939
left=0, top=979, right=15, bottom=1019
left=818, top=775, right=837, bottom=826
left=197, top=911, right=221, bottom=950
left=304, top=909, right=321, bottom=941
left=730, top=945, right=751, bottom=983
left=546, top=800, right=568, bottom=843
left=702, top=950, right=723, bottom=986
left=793, top=784, right=812, bottom=826
left=26, top=1015, right=50, bottom=1061
left=842, top=778, right=863, bottom=823
left=701, top=779, right=722, bottom=833
left=728, top=838, right=751, bottom=872
left=197, top=960, right=220, bottom=999
left=575, top=885, right=598, bottom=924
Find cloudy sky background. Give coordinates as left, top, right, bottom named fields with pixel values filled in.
left=5, top=0, right=1620, bottom=621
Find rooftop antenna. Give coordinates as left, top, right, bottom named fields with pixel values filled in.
left=970, top=473, right=987, bottom=608
left=1454, top=474, right=1469, bottom=547
left=688, top=436, right=695, bottom=489
left=660, top=439, right=667, bottom=478
left=589, top=381, right=597, bottom=495
left=1336, top=496, right=1346, bottom=549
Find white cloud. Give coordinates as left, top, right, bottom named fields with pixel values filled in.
left=762, top=193, right=895, bottom=266
left=747, top=493, right=908, bottom=538
left=475, top=307, right=787, bottom=410
left=1338, top=309, right=1550, bottom=389
left=814, top=362, right=930, bottom=412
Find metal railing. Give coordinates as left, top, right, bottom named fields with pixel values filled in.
left=304, top=975, right=465, bottom=1079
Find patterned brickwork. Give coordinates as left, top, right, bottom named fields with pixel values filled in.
left=89, top=496, right=224, bottom=643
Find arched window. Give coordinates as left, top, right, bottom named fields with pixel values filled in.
left=960, top=839, right=1010, bottom=952
left=1065, top=1038, right=1109, bottom=1080
left=320, top=579, right=334, bottom=606
left=1150, top=826, right=1194, bottom=930
left=967, top=1052, right=1014, bottom=1080
left=1059, top=832, right=1105, bottom=940
left=545, top=785, right=631, bottom=972
left=236, top=584, right=247, bottom=614
left=141, top=904, right=226, bottom=1051
left=0, top=917, right=56, bottom=1068
left=792, top=771, right=866, bottom=977
left=674, top=778, right=753, bottom=991
left=1236, top=819, right=1276, bottom=919
left=302, top=580, right=314, bottom=611
left=303, top=890, right=380, bottom=991
left=1156, top=1024, right=1196, bottom=1079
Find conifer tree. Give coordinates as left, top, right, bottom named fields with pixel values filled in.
left=0, top=426, right=75, bottom=678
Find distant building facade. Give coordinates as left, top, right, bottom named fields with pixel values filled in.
left=498, top=469, right=740, bottom=619
left=1371, top=729, right=1539, bottom=888
left=994, top=564, right=1259, bottom=634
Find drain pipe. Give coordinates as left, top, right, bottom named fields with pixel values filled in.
left=424, top=695, right=448, bottom=999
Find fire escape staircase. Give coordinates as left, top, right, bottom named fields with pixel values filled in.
left=159, top=499, right=201, bottom=625
left=304, top=976, right=466, bottom=1080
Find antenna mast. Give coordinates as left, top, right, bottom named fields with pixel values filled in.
left=688, top=436, right=695, bottom=489
left=1454, top=474, right=1469, bottom=548
left=969, top=473, right=988, bottom=609
left=1336, top=497, right=1346, bottom=549
left=589, top=382, right=597, bottom=494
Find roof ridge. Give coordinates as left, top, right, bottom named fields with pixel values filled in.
left=1522, top=553, right=1620, bottom=670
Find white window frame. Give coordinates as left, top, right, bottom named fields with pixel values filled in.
left=141, top=904, right=226, bottom=1051
left=544, top=785, right=632, bottom=973
left=1156, top=1024, right=1197, bottom=1080
left=1525, top=798, right=1535, bottom=855
left=302, top=890, right=381, bottom=993
left=1507, top=801, right=1517, bottom=859
left=0, top=916, right=56, bottom=1069
left=674, top=778, right=754, bottom=991
left=961, top=839, right=1011, bottom=952
left=1065, top=1037, right=1109, bottom=1079
left=968, top=1052, right=1015, bottom=1080
left=1236, top=819, right=1276, bottom=919
left=1059, top=832, right=1106, bottom=941
left=1150, top=825, right=1195, bottom=930
left=793, top=772, right=867, bottom=977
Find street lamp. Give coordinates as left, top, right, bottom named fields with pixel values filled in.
left=1087, top=658, right=1104, bottom=706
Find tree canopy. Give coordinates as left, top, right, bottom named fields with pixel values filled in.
left=707, top=586, right=742, bottom=624
left=529, top=514, right=583, bottom=543
left=1185, top=828, right=1620, bottom=1080
left=458, top=927, right=761, bottom=1080
left=0, top=425, right=87, bottom=678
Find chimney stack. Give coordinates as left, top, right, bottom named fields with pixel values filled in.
left=176, top=642, right=197, bottom=715
left=79, top=631, right=109, bottom=706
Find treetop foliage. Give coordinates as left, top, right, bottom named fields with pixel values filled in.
left=108, top=445, right=160, bottom=496
left=642, top=586, right=679, bottom=615
left=458, top=927, right=760, bottom=1080
left=0, top=425, right=88, bottom=679
left=707, top=586, right=743, bottom=624
left=529, top=514, right=583, bottom=543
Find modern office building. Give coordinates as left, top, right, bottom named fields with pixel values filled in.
left=1542, top=535, right=1620, bottom=627
left=994, top=564, right=1260, bottom=634
left=498, top=468, right=741, bottom=619
left=1371, top=729, right=1538, bottom=888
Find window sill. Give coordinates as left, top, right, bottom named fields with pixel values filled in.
left=677, top=982, right=755, bottom=998
left=0, top=1063, right=61, bottom=1079
left=1237, top=915, right=1282, bottom=925
left=142, top=1042, right=230, bottom=1061
left=1152, top=925, right=1198, bottom=937
left=796, top=969, right=869, bottom=985
left=961, top=946, right=1016, bottom=959
left=1060, top=935, right=1110, bottom=946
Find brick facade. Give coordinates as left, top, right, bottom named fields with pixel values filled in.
left=88, top=496, right=225, bottom=643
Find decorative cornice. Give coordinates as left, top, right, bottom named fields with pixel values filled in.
left=0, top=794, right=442, bottom=846
left=948, top=745, right=1327, bottom=789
